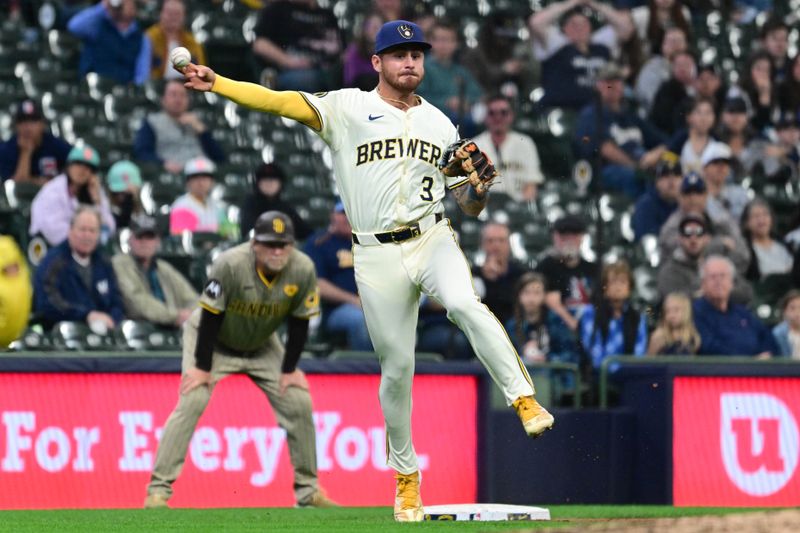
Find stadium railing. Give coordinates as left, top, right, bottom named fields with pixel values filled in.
left=598, top=355, right=800, bottom=408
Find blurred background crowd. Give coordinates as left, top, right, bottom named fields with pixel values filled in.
left=1, top=0, right=800, bottom=405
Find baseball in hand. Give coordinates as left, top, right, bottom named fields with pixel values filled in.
left=169, top=47, right=192, bottom=69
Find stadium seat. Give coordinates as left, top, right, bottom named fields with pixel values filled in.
left=52, top=321, right=116, bottom=351
left=7, top=327, right=54, bottom=351
left=3, top=180, right=40, bottom=212
left=119, top=320, right=175, bottom=351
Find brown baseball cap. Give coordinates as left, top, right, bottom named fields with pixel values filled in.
left=253, top=211, right=295, bottom=244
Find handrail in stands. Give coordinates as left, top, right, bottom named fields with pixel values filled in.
left=598, top=355, right=800, bottom=408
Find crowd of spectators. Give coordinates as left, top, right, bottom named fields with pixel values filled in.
left=2, top=0, right=800, bottom=404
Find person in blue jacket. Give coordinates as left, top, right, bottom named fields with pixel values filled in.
left=0, top=100, right=71, bottom=184
left=573, top=63, right=667, bottom=199
left=692, top=255, right=778, bottom=357
left=631, top=151, right=681, bottom=241
left=67, top=0, right=151, bottom=85
left=34, top=205, right=125, bottom=330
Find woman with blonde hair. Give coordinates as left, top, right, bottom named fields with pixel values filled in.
left=647, top=292, right=701, bottom=355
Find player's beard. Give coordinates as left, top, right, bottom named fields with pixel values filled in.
left=263, top=254, right=290, bottom=273
left=384, top=69, right=422, bottom=93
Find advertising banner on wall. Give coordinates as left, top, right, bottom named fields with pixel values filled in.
left=0, top=373, right=478, bottom=509
left=673, top=376, right=800, bottom=506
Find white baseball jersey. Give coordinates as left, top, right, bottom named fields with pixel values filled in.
left=299, top=87, right=536, bottom=475
left=472, top=130, right=544, bottom=202
left=300, top=89, right=467, bottom=233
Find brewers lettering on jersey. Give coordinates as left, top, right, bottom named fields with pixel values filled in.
left=144, top=212, right=336, bottom=510
left=178, top=19, right=554, bottom=522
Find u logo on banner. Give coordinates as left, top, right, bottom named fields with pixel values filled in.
left=720, top=393, right=800, bottom=497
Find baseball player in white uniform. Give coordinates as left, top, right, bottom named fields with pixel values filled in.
left=178, top=19, right=554, bottom=522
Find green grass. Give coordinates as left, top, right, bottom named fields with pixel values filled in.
left=0, top=505, right=769, bottom=532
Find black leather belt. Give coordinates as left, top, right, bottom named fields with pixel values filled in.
left=352, top=213, right=443, bottom=245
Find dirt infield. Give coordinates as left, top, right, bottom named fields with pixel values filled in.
left=544, top=509, right=800, bottom=533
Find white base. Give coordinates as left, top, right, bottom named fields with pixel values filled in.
left=423, top=503, right=550, bottom=521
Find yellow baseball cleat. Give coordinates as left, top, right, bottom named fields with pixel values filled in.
left=297, top=488, right=339, bottom=508
left=143, top=493, right=169, bottom=509
left=513, top=395, right=555, bottom=437
left=394, top=471, right=423, bottom=522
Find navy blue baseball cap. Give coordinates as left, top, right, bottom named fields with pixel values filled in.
left=374, top=20, right=431, bottom=55
left=681, top=172, right=707, bottom=194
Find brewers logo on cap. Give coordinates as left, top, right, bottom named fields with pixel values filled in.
left=397, top=24, right=414, bottom=39
left=273, top=218, right=285, bottom=234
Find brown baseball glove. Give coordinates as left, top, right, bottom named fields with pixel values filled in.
left=438, top=139, right=498, bottom=193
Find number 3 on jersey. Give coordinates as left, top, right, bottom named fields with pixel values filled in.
left=420, top=176, right=434, bottom=201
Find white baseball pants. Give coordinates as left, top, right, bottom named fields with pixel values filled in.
left=353, top=218, right=534, bottom=474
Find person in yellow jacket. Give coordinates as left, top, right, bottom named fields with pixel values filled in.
left=146, top=0, right=206, bottom=81
left=0, top=236, right=32, bottom=348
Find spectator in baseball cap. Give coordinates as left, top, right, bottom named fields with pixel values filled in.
left=533, top=214, right=597, bottom=331
left=169, top=156, right=228, bottom=237
left=0, top=99, right=72, bottom=184
left=632, top=151, right=682, bottom=241
left=700, top=142, right=748, bottom=221
left=106, top=160, right=144, bottom=229
left=112, top=213, right=199, bottom=328
left=658, top=170, right=751, bottom=274
left=29, top=143, right=116, bottom=247
left=240, top=162, right=312, bottom=242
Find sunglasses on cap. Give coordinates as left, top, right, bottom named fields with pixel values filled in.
left=680, top=226, right=706, bottom=238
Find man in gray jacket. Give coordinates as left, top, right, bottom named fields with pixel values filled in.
left=112, top=215, right=198, bottom=327
left=658, top=173, right=750, bottom=273
left=657, top=214, right=752, bottom=305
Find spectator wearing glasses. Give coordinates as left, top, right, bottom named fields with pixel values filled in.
left=658, top=173, right=750, bottom=273
left=472, top=95, right=544, bottom=202
left=693, top=255, right=777, bottom=357
left=112, top=215, right=198, bottom=328
left=631, top=151, right=682, bottom=241
left=657, top=213, right=752, bottom=304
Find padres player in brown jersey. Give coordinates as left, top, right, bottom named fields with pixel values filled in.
left=176, top=19, right=553, bottom=522
left=144, top=211, right=335, bottom=509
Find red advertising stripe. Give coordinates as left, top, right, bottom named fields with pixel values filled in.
left=673, top=376, right=800, bottom=506
left=0, top=373, right=477, bottom=509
